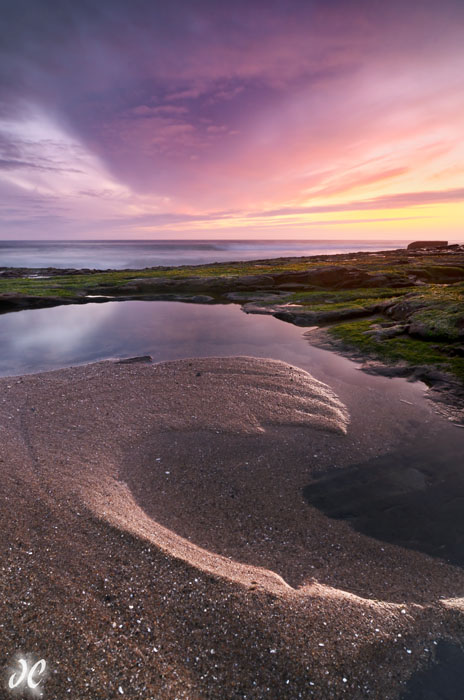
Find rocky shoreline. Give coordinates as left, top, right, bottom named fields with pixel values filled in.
left=1, top=244, right=463, bottom=419
left=303, top=326, right=464, bottom=426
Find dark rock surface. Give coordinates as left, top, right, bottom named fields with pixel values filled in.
left=303, top=433, right=464, bottom=566
left=401, top=641, right=464, bottom=700
left=117, top=355, right=153, bottom=364
left=407, top=241, right=448, bottom=250
left=0, top=292, right=81, bottom=311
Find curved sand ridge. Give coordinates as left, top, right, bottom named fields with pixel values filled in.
left=2, top=356, right=464, bottom=697
left=22, top=356, right=350, bottom=593
left=4, top=355, right=462, bottom=597
left=90, top=357, right=349, bottom=593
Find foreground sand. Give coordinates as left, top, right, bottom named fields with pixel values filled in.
left=0, top=356, right=463, bottom=699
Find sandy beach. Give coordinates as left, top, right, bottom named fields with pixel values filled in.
left=3, top=0, right=464, bottom=695
left=1, top=356, right=463, bottom=698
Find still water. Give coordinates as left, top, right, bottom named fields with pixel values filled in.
left=0, top=299, right=427, bottom=398
left=1, top=299, right=463, bottom=565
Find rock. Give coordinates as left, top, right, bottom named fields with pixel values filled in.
left=186, top=295, right=215, bottom=303
left=242, top=303, right=276, bottom=315
left=117, top=274, right=275, bottom=295
left=272, top=267, right=410, bottom=290
left=408, top=321, right=430, bottom=339
left=408, top=317, right=464, bottom=342
left=117, top=356, right=152, bottom=364
left=384, top=296, right=426, bottom=321
left=272, top=266, right=368, bottom=289
left=0, top=293, right=79, bottom=310
left=407, top=241, right=448, bottom=250
left=233, top=274, right=276, bottom=288
left=364, top=324, right=408, bottom=340
left=410, top=265, right=464, bottom=283
left=273, top=306, right=374, bottom=326
left=436, top=345, right=464, bottom=358
left=226, top=291, right=290, bottom=302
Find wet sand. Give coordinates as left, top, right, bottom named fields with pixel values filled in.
left=0, top=357, right=463, bottom=698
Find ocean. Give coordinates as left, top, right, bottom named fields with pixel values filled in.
left=0, top=239, right=407, bottom=270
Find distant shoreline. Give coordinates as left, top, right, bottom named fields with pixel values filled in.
left=0, top=238, right=413, bottom=271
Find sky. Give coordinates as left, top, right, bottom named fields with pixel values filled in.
left=0, top=0, right=463, bottom=241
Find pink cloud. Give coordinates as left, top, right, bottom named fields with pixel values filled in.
left=1, top=0, right=464, bottom=236
left=249, top=188, right=464, bottom=218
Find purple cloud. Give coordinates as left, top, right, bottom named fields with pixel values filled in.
left=0, top=0, right=463, bottom=237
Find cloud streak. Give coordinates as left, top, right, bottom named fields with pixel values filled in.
left=250, top=188, right=464, bottom=218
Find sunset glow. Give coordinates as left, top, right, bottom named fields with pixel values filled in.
left=1, top=0, right=463, bottom=240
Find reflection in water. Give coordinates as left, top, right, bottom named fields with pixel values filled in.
left=0, top=299, right=450, bottom=440
left=0, top=300, right=295, bottom=375
left=0, top=300, right=427, bottom=388
left=0, top=300, right=369, bottom=380
left=1, top=303, right=117, bottom=362
left=1, top=299, right=464, bottom=563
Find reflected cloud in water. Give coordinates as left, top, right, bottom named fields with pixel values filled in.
left=0, top=303, right=120, bottom=373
